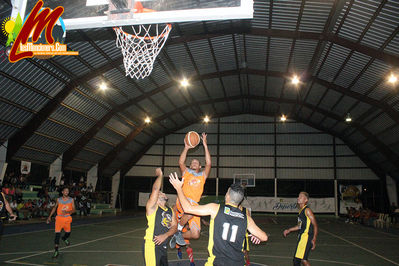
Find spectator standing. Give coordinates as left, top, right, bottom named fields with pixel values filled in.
left=10, top=200, right=18, bottom=218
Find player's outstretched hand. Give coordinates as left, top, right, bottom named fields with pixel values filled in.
left=9, top=214, right=17, bottom=221
left=155, top=168, right=163, bottom=177
left=184, top=138, right=192, bottom=149
left=46, top=217, right=51, bottom=224
left=153, top=233, right=168, bottom=245
left=249, top=234, right=261, bottom=245
left=311, top=238, right=316, bottom=250
left=283, top=229, right=290, bottom=237
left=201, top=132, right=207, bottom=146
left=169, top=172, right=183, bottom=190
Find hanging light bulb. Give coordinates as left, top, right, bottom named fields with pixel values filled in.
left=345, top=113, right=352, bottom=123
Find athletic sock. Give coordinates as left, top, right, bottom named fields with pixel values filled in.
left=177, top=224, right=183, bottom=231
left=186, top=246, right=194, bottom=263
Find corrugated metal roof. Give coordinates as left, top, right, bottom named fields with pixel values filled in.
left=271, top=0, right=302, bottom=31
left=0, top=78, right=49, bottom=112
left=1, top=0, right=398, bottom=179
left=0, top=102, right=34, bottom=126
left=50, top=105, right=95, bottom=132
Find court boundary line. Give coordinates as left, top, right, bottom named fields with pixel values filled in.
left=3, top=216, right=141, bottom=237
left=5, top=228, right=144, bottom=265
left=320, top=228, right=399, bottom=266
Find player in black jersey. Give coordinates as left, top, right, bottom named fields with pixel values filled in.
left=169, top=172, right=268, bottom=266
left=283, top=192, right=318, bottom=266
left=0, top=191, right=17, bottom=241
left=143, top=168, right=177, bottom=266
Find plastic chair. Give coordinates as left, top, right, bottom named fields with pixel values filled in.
left=374, top=213, right=385, bottom=228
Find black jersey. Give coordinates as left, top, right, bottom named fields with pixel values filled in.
left=144, top=205, right=173, bottom=248
left=206, top=204, right=248, bottom=266
left=298, top=205, right=314, bottom=236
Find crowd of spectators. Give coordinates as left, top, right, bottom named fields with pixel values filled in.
left=2, top=171, right=94, bottom=221
left=345, top=203, right=398, bottom=228
left=345, top=207, right=379, bottom=225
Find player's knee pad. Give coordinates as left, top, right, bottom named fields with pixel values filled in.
left=55, top=233, right=61, bottom=244
left=293, top=257, right=302, bottom=266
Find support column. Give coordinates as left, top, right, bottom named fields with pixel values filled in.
left=87, top=164, right=99, bottom=191
left=49, top=154, right=63, bottom=186
left=274, top=117, right=277, bottom=215
left=0, top=141, right=7, bottom=184
left=111, top=171, right=120, bottom=208
left=216, top=118, right=221, bottom=197
left=333, top=137, right=338, bottom=217
left=161, top=137, right=166, bottom=191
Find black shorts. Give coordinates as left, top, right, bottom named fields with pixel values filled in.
left=143, top=240, right=168, bottom=266
left=294, top=233, right=312, bottom=260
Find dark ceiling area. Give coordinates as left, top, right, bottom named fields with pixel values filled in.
left=0, top=0, right=398, bottom=180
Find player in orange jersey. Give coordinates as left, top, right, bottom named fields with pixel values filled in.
left=170, top=133, right=211, bottom=264
left=47, top=187, right=76, bottom=258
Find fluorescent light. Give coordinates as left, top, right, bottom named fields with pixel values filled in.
left=144, top=117, right=151, bottom=124
left=203, top=116, right=210, bottom=123
left=280, top=114, right=287, bottom=122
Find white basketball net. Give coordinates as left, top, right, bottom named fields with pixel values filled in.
left=114, top=24, right=172, bottom=79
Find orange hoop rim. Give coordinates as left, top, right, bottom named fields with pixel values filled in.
left=113, top=23, right=172, bottom=40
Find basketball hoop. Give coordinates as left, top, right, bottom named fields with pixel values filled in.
left=114, top=23, right=172, bottom=79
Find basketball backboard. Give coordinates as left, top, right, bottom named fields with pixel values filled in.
left=234, top=174, right=256, bottom=188
left=19, top=0, right=253, bottom=30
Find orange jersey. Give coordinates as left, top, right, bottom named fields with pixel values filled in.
left=182, top=168, right=205, bottom=203
left=57, top=197, right=74, bottom=217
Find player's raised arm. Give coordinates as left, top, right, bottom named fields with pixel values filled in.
left=202, top=133, right=211, bottom=179
left=169, top=172, right=218, bottom=218
left=306, top=208, right=318, bottom=250
left=247, top=215, right=268, bottom=243
left=146, top=168, right=163, bottom=214
left=179, top=139, right=193, bottom=174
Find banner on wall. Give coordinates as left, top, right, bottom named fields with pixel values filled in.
left=339, top=184, right=363, bottom=214
left=138, top=193, right=335, bottom=213
left=20, top=161, right=31, bottom=174
left=87, top=164, right=98, bottom=191
left=111, top=171, right=120, bottom=208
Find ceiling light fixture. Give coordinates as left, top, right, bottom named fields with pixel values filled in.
left=388, top=73, right=398, bottom=84
left=180, top=78, right=189, bottom=87
left=345, top=113, right=352, bottom=123
left=291, top=75, right=300, bottom=85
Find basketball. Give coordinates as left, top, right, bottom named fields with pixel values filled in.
left=185, top=131, right=200, bottom=148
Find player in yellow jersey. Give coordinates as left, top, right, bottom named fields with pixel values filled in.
left=143, top=168, right=177, bottom=266
left=170, top=133, right=211, bottom=264
left=47, top=187, right=75, bottom=258
left=283, top=192, right=318, bottom=266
